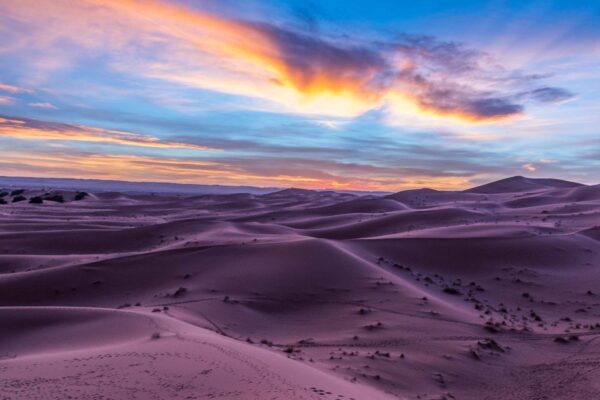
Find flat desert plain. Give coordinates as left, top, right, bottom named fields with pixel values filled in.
left=1, top=176, right=600, bottom=400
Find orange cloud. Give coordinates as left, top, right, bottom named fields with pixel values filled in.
left=0, top=147, right=479, bottom=192
left=522, top=163, right=537, bottom=172
left=0, top=0, right=558, bottom=123
left=0, top=151, right=324, bottom=188
left=0, top=116, right=217, bottom=151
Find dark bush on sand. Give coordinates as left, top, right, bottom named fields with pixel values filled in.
left=44, top=194, right=65, bottom=203
left=29, top=196, right=44, bottom=204
left=443, top=286, right=462, bottom=295
left=12, top=195, right=26, bottom=203
left=10, top=189, right=25, bottom=196
left=74, top=191, right=89, bottom=201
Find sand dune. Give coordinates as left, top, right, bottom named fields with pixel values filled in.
left=1, top=176, right=600, bottom=399
left=465, top=175, right=584, bottom=194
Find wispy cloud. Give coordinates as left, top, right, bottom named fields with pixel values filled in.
left=518, top=87, right=574, bottom=104
left=0, top=115, right=218, bottom=151
left=0, top=149, right=479, bottom=191
left=0, top=96, right=14, bottom=105
left=28, top=102, right=58, bottom=109
left=0, top=83, right=31, bottom=94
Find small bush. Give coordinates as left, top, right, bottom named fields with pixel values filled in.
left=0, top=191, right=8, bottom=198
left=29, top=196, right=43, bottom=204
left=484, top=322, right=499, bottom=333
left=0, top=198, right=6, bottom=205
left=443, top=286, right=461, bottom=295
left=44, top=194, right=64, bottom=203
left=12, top=195, right=26, bottom=203
left=10, top=189, right=24, bottom=196
left=74, top=191, right=89, bottom=201
left=151, top=332, right=161, bottom=340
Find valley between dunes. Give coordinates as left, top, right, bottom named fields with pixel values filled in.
left=1, top=176, right=600, bottom=399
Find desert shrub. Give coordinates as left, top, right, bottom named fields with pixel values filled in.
left=0, top=191, right=8, bottom=198
left=29, top=196, right=43, bottom=204
left=74, top=191, right=89, bottom=201
left=0, top=198, right=6, bottom=205
left=443, top=286, right=461, bottom=295
left=173, top=287, right=187, bottom=297
left=44, top=194, right=64, bottom=203
left=10, top=189, right=25, bottom=196
left=12, top=195, right=26, bottom=203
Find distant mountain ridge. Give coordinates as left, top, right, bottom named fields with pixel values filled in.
left=0, top=176, right=279, bottom=195
left=0, top=176, right=390, bottom=196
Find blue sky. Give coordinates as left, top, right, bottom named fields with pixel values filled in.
left=0, top=0, right=598, bottom=190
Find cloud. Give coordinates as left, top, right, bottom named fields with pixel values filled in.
left=412, top=88, right=524, bottom=121
left=0, top=0, right=573, bottom=123
left=519, top=87, right=575, bottom=104
left=0, top=148, right=481, bottom=191
left=257, top=23, right=390, bottom=99
left=0, top=83, right=31, bottom=94
left=28, top=102, right=58, bottom=109
left=0, top=115, right=218, bottom=151
left=0, top=96, right=14, bottom=105
left=522, top=163, right=537, bottom=172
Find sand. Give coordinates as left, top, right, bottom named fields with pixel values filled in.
left=1, top=176, right=599, bottom=399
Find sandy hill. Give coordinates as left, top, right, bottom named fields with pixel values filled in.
left=465, top=175, right=584, bottom=194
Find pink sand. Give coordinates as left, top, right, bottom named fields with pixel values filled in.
left=1, top=176, right=599, bottom=399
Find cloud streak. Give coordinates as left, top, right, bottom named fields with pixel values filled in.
left=0, top=149, right=479, bottom=191
left=0, top=83, right=31, bottom=94
left=0, top=115, right=218, bottom=151
left=28, top=102, right=58, bottom=109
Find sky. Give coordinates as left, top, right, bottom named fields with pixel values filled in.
left=0, top=0, right=598, bottom=191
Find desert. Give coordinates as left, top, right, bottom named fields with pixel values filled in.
left=1, top=176, right=599, bottom=399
